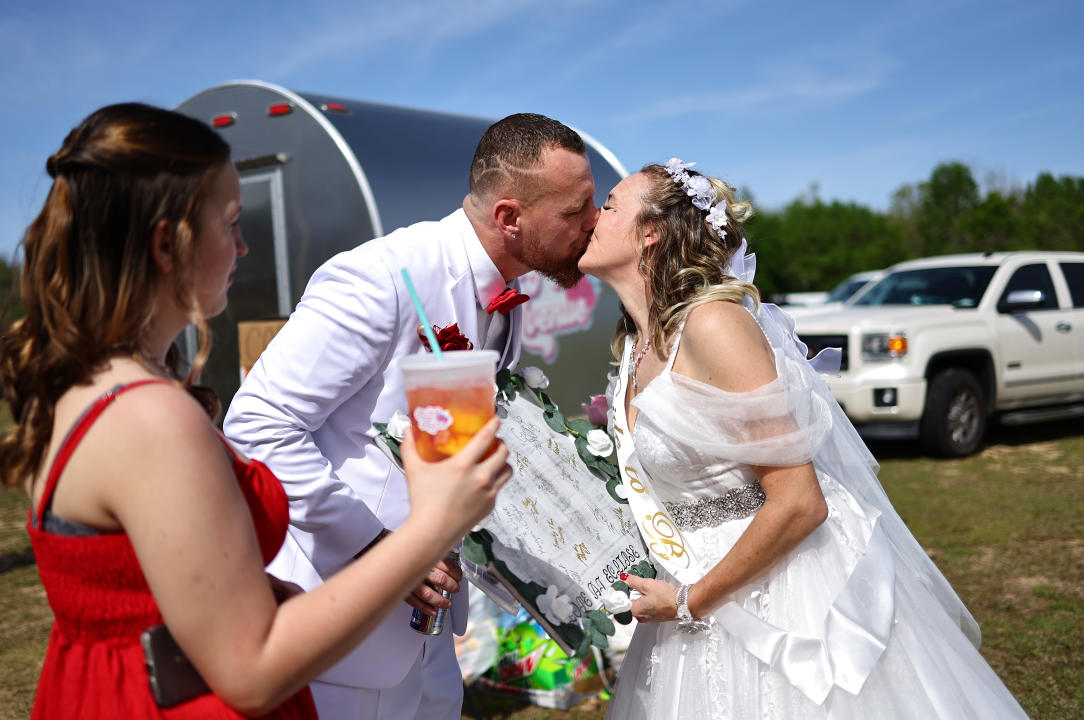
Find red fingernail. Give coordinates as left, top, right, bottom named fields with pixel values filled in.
left=619, top=573, right=628, bottom=581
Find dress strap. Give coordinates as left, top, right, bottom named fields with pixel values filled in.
left=34, top=379, right=171, bottom=526
left=664, top=318, right=689, bottom=372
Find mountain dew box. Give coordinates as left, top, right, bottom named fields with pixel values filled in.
left=473, top=620, right=605, bottom=709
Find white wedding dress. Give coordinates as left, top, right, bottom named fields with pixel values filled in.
left=604, top=304, right=1029, bottom=719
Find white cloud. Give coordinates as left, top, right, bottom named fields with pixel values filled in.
left=618, top=47, right=900, bottom=123
left=266, top=0, right=542, bottom=78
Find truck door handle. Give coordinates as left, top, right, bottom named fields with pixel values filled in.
left=1055, top=322, right=1071, bottom=333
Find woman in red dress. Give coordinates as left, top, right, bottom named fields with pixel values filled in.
left=0, top=103, right=511, bottom=718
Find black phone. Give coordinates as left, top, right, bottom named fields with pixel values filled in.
left=140, top=624, right=211, bottom=708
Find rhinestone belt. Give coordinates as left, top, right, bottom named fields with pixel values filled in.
left=663, top=482, right=766, bottom=530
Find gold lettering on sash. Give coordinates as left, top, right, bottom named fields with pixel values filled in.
left=613, top=424, right=623, bottom=450
left=639, top=512, right=690, bottom=568
left=624, top=465, right=647, bottom=494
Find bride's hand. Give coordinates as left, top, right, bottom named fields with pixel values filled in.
left=623, top=574, right=679, bottom=623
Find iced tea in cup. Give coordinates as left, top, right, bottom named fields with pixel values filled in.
left=399, top=350, right=500, bottom=462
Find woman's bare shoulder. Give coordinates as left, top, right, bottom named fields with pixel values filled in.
left=677, top=301, right=776, bottom=392
left=683, top=298, right=760, bottom=335
left=80, top=380, right=226, bottom=475
left=106, top=381, right=213, bottom=431
left=47, top=377, right=231, bottom=529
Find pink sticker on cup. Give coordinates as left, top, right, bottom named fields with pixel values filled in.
left=413, top=406, right=454, bottom=435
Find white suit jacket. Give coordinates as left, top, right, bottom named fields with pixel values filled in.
left=224, top=209, right=521, bottom=689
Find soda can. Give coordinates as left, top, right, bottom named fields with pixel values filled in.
left=410, top=550, right=458, bottom=635
left=409, top=588, right=451, bottom=635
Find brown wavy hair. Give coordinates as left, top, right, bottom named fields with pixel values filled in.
left=0, top=103, right=230, bottom=488
left=612, top=163, right=760, bottom=360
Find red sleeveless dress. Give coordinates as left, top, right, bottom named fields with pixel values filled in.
left=26, top=381, right=318, bottom=719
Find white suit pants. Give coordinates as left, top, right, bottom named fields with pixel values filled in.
left=309, top=632, right=463, bottom=720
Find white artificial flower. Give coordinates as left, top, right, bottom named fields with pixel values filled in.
left=665, top=157, right=687, bottom=171
left=586, top=429, right=615, bottom=457
left=705, top=202, right=729, bottom=236
left=602, top=589, right=632, bottom=614
left=521, top=366, right=550, bottom=390
left=386, top=410, right=411, bottom=442
left=665, top=158, right=695, bottom=179
left=613, top=482, right=628, bottom=499
left=536, top=584, right=574, bottom=626
left=686, top=176, right=717, bottom=210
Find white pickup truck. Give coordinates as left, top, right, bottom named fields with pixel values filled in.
left=792, top=251, right=1084, bottom=456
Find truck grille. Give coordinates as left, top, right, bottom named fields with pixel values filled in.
left=798, top=334, right=848, bottom=371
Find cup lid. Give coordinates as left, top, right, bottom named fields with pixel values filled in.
left=398, top=349, right=500, bottom=371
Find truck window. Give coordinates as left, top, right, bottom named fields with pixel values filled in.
left=853, top=266, right=995, bottom=308
left=998, top=263, right=1058, bottom=310
left=1059, top=262, right=1084, bottom=308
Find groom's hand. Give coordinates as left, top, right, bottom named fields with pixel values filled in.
left=624, top=575, right=679, bottom=623
left=405, top=556, right=463, bottom=615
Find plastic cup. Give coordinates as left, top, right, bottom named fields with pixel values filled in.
left=399, top=350, right=500, bottom=462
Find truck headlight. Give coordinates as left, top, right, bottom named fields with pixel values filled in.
left=861, top=332, right=907, bottom=360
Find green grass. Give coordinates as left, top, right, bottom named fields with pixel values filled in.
left=0, top=488, right=48, bottom=719
left=870, top=422, right=1084, bottom=720
left=1, top=406, right=1080, bottom=719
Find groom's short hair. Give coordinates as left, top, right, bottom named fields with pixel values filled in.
left=469, top=113, right=587, bottom=204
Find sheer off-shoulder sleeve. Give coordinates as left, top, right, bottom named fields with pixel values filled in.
left=632, top=347, right=833, bottom=468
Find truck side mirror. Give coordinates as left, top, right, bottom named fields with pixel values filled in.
left=997, top=289, right=1046, bottom=313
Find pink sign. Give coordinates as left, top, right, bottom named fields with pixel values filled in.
left=519, top=272, right=601, bottom=363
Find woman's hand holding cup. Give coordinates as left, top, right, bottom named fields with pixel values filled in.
left=399, top=416, right=511, bottom=542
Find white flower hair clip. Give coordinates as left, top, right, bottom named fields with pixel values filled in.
left=664, top=157, right=729, bottom=238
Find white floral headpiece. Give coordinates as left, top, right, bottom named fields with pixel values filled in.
left=664, top=157, right=728, bottom=238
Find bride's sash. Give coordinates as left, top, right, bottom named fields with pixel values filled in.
left=612, top=421, right=706, bottom=586
left=612, top=355, right=896, bottom=705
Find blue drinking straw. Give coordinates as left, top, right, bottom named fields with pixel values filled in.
left=400, top=268, right=443, bottom=360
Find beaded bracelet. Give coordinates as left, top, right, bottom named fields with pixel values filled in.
left=675, top=584, right=711, bottom=634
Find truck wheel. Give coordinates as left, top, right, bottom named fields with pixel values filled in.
left=920, top=369, right=986, bottom=457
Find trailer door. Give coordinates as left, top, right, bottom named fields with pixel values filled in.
left=193, top=167, right=292, bottom=409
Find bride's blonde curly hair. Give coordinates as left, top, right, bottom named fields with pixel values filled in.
left=612, top=163, right=759, bottom=361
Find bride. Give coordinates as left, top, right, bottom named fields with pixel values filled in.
left=577, top=159, right=1029, bottom=718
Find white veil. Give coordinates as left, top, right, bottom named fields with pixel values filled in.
left=726, top=240, right=982, bottom=648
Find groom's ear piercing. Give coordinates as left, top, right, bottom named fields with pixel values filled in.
left=510, top=232, right=517, bottom=239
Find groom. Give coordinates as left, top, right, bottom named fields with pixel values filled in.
left=223, top=113, right=599, bottom=720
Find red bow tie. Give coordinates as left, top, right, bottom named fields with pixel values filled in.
left=486, top=287, right=530, bottom=315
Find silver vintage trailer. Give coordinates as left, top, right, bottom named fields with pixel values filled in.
left=176, top=80, right=628, bottom=413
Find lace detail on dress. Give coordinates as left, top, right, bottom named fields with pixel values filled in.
left=647, top=644, right=661, bottom=687
left=705, top=621, right=730, bottom=718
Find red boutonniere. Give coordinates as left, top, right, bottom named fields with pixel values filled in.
left=417, top=323, right=474, bottom=352
left=486, top=287, right=530, bottom=315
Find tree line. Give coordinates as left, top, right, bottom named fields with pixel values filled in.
left=2, top=162, right=1083, bottom=329
left=746, top=162, right=1084, bottom=297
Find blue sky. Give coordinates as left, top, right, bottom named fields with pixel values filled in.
left=2, top=0, right=1082, bottom=259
